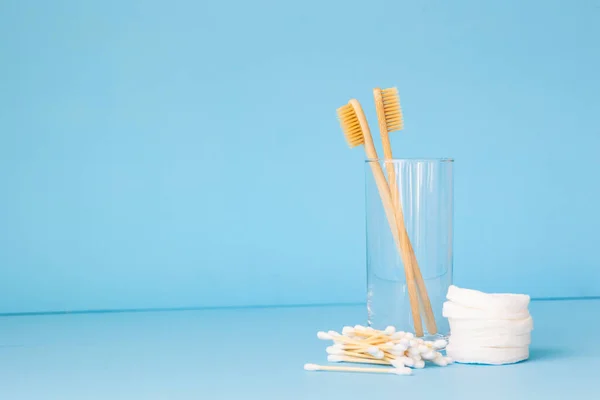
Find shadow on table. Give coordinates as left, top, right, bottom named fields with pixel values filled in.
left=528, top=347, right=570, bottom=362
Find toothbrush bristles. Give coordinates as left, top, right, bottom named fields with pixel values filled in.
left=380, top=87, right=404, bottom=132
left=337, top=103, right=364, bottom=148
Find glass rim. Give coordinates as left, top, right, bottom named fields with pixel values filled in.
left=365, top=157, right=454, bottom=163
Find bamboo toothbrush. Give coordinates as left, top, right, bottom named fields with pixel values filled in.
left=373, top=87, right=438, bottom=335
left=337, top=99, right=423, bottom=337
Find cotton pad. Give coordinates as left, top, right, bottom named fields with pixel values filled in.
left=447, top=285, right=530, bottom=313
left=449, top=332, right=531, bottom=347
left=446, top=344, right=529, bottom=365
left=448, top=317, right=534, bottom=339
left=444, top=286, right=533, bottom=365
left=443, top=301, right=530, bottom=320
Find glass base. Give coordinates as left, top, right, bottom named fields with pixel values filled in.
left=420, top=332, right=449, bottom=342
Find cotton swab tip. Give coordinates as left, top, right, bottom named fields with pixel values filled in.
left=433, top=356, right=448, bottom=367
left=342, top=326, right=354, bottom=335
left=304, top=363, right=319, bottom=371
left=317, top=331, right=331, bottom=340
left=327, top=355, right=344, bottom=362
left=394, top=367, right=413, bottom=375
left=410, top=354, right=423, bottom=363
left=327, top=346, right=346, bottom=355
left=400, top=356, right=415, bottom=367
left=354, top=325, right=367, bottom=331
left=393, top=343, right=408, bottom=352
left=367, top=347, right=384, bottom=359
left=433, top=339, right=448, bottom=350
left=327, top=330, right=341, bottom=337
left=384, top=326, right=396, bottom=335
left=417, top=345, right=430, bottom=354
left=408, top=347, right=421, bottom=357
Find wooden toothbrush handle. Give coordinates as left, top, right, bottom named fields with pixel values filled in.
left=350, top=100, right=423, bottom=337
left=405, top=227, right=438, bottom=334
left=388, top=171, right=438, bottom=334
left=373, top=90, right=437, bottom=335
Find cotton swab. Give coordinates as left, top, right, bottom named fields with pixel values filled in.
left=327, top=355, right=392, bottom=365
left=318, top=331, right=394, bottom=357
left=431, top=354, right=449, bottom=366
left=348, top=325, right=395, bottom=337
left=421, top=350, right=437, bottom=360
left=395, top=356, right=415, bottom=367
left=317, top=331, right=367, bottom=347
left=326, top=347, right=378, bottom=359
left=350, top=326, right=398, bottom=344
left=366, top=346, right=386, bottom=359
left=304, top=363, right=412, bottom=375
left=327, top=346, right=393, bottom=362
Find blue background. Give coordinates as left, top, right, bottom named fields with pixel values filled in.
left=1, top=0, right=598, bottom=314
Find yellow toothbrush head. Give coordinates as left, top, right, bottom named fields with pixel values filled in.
left=380, top=87, right=404, bottom=132
left=337, top=100, right=365, bottom=148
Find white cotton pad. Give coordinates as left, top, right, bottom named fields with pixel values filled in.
left=449, top=332, right=531, bottom=347
left=446, top=344, right=529, bottom=365
left=443, top=301, right=530, bottom=320
left=447, top=285, right=530, bottom=313
left=448, top=316, right=534, bottom=336
left=448, top=316, right=534, bottom=333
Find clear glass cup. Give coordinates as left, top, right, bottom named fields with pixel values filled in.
left=366, top=158, right=454, bottom=339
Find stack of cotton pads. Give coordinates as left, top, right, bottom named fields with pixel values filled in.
left=443, top=285, right=533, bottom=365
